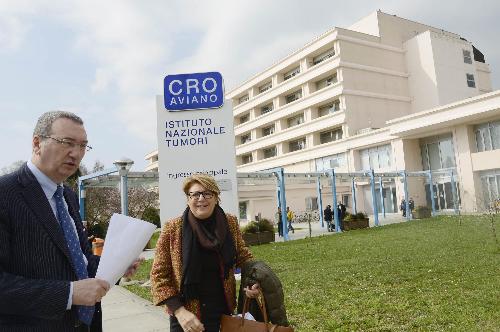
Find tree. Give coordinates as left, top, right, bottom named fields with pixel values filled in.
left=64, top=163, right=89, bottom=192
left=82, top=160, right=160, bottom=237
left=0, top=160, right=25, bottom=176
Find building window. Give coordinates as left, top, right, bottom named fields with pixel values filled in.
left=263, top=146, right=277, bottom=159
left=315, top=73, right=337, bottom=90
left=305, top=197, right=319, bottom=210
left=240, top=133, right=251, bottom=144
left=261, top=103, right=273, bottom=115
left=289, top=138, right=306, bottom=152
left=463, top=49, right=472, bottom=64
left=320, top=128, right=343, bottom=144
left=283, top=66, right=300, bottom=81
left=475, top=120, right=500, bottom=152
left=318, top=100, right=341, bottom=117
left=287, top=114, right=304, bottom=128
left=285, top=90, right=302, bottom=104
left=312, top=47, right=335, bottom=65
left=238, top=94, right=249, bottom=104
left=241, top=154, right=252, bottom=164
left=342, top=194, right=349, bottom=208
left=315, top=153, right=346, bottom=171
left=240, top=114, right=249, bottom=124
left=480, top=170, right=500, bottom=210
left=360, top=144, right=393, bottom=170
left=239, top=201, right=248, bottom=220
left=258, top=81, right=272, bottom=94
left=420, top=136, right=456, bottom=170
left=466, top=73, right=476, bottom=88
left=262, top=124, right=275, bottom=137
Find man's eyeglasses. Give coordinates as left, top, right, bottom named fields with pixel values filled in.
left=188, top=191, right=214, bottom=200
left=40, top=135, right=92, bottom=152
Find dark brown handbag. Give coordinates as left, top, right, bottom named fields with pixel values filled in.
left=220, top=291, right=294, bottom=332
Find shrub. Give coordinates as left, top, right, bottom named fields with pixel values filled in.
left=141, top=207, right=161, bottom=228
left=89, top=222, right=108, bottom=239
left=415, top=206, right=432, bottom=219
left=241, top=222, right=259, bottom=234
left=355, top=212, right=367, bottom=220
left=344, top=212, right=367, bottom=222
left=241, top=219, right=275, bottom=234
left=257, top=218, right=274, bottom=232
left=344, top=213, right=354, bottom=222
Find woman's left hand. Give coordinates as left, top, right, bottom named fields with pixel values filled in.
left=243, top=283, right=260, bottom=298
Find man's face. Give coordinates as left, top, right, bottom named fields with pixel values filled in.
left=32, top=118, right=88, bottom=183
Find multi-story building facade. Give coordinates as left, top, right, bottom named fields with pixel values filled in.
left=147, top=11, right=499, bottom=221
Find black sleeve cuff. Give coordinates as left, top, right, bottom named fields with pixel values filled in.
left=165, top=295, right=184, bottom=313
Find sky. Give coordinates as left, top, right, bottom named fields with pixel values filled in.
left=0, top=0, right=499, bottom=172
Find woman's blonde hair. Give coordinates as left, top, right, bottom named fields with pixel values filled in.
left=182, top=174, right=221, bottom=203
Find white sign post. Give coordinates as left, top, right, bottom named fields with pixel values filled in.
left=155, top=73, right=238, bottom=224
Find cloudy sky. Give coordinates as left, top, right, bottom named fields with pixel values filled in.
left=0, top=0, right=498, bottom=172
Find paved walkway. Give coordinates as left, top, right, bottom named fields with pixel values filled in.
left=102, top=213, right=407, bottom=331
left=102, top=286, right=170, bottom=332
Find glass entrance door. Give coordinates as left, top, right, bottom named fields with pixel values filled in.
left=425, top=181, right=459, bottom=211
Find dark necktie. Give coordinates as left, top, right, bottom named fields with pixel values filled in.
left=54, top=185, right=94, bottom=326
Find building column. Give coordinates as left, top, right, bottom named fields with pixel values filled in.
left=453, top=125, right=480, bottom=212
left=392, top=139, right=426, bottom=208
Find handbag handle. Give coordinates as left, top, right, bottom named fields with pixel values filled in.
left=241, top=289, right=269, bottom=325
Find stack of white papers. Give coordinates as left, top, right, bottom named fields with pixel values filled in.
left=96, top=213, right=157, bottom=286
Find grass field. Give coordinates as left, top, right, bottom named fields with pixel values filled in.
left=125, top=215, right=500, bottom=331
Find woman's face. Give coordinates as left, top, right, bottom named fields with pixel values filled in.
left=187, top=182, right=217, bottom=219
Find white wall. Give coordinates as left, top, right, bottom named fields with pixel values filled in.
left=404, top=31, right=440, bottom=113
left=432, top=33, right=479, bottom=105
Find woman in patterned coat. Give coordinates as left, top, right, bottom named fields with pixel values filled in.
left=151, top=174, right=259, bottom=332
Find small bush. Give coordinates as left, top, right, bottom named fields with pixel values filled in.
left=257, top=218, right=274, bottom=232
left=344, top=213, right=354, bottom=222
left=241, top=222, right=259, bottom=234
left=241, top=219, right=275, bottom=234
left=89, top=222, right=108, bottom=239
left=355, top=212, right=367, bottom=220
left=344, top=212, right=367, bottom=222
left=415, top=206, right=432, bottom=219
left=141, top=207, right=161, bottom=228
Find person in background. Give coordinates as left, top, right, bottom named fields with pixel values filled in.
left=324, top=205, right=333, bottom=232
left=276, top=207, right=283, bottom=237
left=400, top=198, right=407, bottom=217
left=0, top=111, right=141, bottom=331
left=286, top=206, right=295, bottom=233
left=338, top=202, right=346, bottom=231
left=409, top=198, right=415, bottom=219
left=150, top=174, right=260, bottom=332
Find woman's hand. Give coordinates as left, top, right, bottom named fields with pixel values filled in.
left=243, top=283, right=261, bottom=298
left=174, top=306, right=205, bottom=332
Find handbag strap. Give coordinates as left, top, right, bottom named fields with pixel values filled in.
left=242, top=289, right=269, bottom=324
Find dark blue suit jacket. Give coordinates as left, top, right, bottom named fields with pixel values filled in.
left=0, top=164, right=101, bottom=331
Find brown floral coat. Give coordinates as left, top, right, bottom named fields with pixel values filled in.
left=150, top=213, right=253, bottom=318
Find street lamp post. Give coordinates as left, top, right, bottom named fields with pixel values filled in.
left=113, top=158, right=134, bottom=216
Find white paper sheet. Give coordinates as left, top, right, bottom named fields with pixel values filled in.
left=95, top=213, right=157, bottom=286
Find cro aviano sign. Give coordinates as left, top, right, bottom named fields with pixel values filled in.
left=164, top=72, right=224, bottom=111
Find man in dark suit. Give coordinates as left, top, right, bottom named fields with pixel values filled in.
left=0, top=111, right=111, bottom=331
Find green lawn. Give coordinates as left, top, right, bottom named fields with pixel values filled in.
left=125, top=215, right=500, bottom=331
left=149, top=231, right=160, bottom=248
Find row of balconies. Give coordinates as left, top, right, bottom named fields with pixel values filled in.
left=233, top=45, right=337, bottom=107
left=236, top=98, right=341, bottom=146
left=235, top=71, right=338, bottom=126
left=237, top=125, right=344, bottom=166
